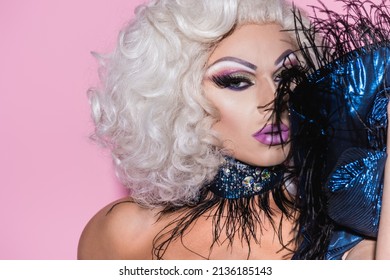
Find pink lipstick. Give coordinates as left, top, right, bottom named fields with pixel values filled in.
left=252, top=124, right=289, bottom=145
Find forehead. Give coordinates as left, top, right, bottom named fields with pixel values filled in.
left=207, top=23, right=294, bottom=67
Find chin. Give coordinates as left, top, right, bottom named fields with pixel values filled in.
left=243, top=146, right=290, bottom=167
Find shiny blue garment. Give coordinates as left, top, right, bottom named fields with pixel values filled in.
left=326, top=148, right=385, bottom=238
left=291, top=46, right=389, bottom=176
left=324, top=231, right=363, bottom=260
left=290, top=46, right=390, bottom=259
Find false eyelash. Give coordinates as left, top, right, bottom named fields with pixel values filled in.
left=211, top=73, right=254, bottom=91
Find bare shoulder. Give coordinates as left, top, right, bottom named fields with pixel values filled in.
left=344, top=239, right=376, bottom=260
left=77, top=197, right=161, bottom=260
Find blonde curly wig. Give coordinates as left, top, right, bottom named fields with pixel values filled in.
left=89, top=0, right=310, bottom=207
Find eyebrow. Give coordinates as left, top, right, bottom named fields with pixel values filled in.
left=274, top=49, right=294, bottom=66
left=208, top=56, right=257, bottom=70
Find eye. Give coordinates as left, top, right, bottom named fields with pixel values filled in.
left=211, top=73, right=255, bottom=91
left=274, top=63, right=301, bottom=86
left=274, top=72, right=282, bottom=84
left=273, top=52, right=300, bottom=84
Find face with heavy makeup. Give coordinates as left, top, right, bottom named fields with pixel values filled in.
left=203, top=23, right=297, bottom=167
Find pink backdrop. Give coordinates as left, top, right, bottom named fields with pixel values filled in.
left=0, top=0, right=351, bottom=259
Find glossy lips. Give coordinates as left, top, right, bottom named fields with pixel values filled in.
left=252, top=124, right=289, bottom=145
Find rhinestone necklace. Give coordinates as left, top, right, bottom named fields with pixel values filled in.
left=207, top=157, right=285, bottom=199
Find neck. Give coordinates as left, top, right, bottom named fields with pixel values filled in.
left=207, top=156, right=285, bottom=199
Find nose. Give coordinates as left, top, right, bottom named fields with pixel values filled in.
left=256, top=77, right=277, bottom=113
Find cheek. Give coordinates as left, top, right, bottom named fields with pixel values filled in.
left=210, top=94, right=257, bottom=144
left=212, top=110, right=249, bottom=144
left=213, top=101, right=245, bottom=131
left=204, top=84, right=253, bottom=138
left=213, top=116, right=237, bottom=134
left=215, top=94, right=250, bottom=120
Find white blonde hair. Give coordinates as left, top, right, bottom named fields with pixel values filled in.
left=89, top=0, right=310, bottom=207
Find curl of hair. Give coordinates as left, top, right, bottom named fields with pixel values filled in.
left=89, top=0, right=311, bottom=208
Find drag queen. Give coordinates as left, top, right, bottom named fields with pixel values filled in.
left=77, top=0, right=311, bottom=260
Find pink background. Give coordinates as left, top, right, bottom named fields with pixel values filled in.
left=0, top=0, right=349, bottom=259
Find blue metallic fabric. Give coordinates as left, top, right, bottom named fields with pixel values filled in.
left=290, top=45, right=390, bottom=259
left=207, top=157, right=284, bottom=199
left=325, top=148, right=385, bottom=238
left=291, top=45, right=390, bottom=176
left=324, top=230, right=363, bottom=260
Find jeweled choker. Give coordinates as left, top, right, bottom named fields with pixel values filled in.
left=207, top=156, right=285, bottom=199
